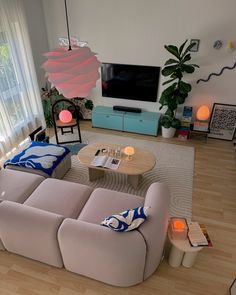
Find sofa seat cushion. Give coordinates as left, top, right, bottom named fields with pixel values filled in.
left=24, top=179, right=93, bottom=218
left=0, top=169, right=44, bottom=203
left=78, top=188, right=144, bottom=224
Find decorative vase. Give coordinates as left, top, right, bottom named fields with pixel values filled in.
left=161, top=126, right=176, bottom=138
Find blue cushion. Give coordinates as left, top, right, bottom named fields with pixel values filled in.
left=101, top=206, right=150, bottom=232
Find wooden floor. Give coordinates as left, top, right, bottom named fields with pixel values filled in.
left=1, top=121, right=236, bottom=295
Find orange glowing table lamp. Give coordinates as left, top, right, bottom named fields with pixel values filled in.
left=193, top=105, right=210, bottom=132
left=169, top=217, right=188, bottom=240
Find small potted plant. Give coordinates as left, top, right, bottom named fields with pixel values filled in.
left=41, top=86, right=65, bottom=127
left=159, top=40, right=199, bottom=138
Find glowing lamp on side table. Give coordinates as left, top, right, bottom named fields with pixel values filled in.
left=59, top=110, right=72, bottom=124
left=169, top=217, right=188, bottom=240
left=124, top=146, right=135, bottom=161
left=193, top=105, right=210, bottom=132
left=196, top=105, right=210, bottom=121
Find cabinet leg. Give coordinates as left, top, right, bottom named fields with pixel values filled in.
left=182, top=251, right=198, bottom=268
left=168, top=245, right=184, bottom=267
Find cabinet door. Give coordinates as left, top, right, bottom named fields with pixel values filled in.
left=92, top=113, right=123, bottom=131
left=124, top=117, right=158, bottom=135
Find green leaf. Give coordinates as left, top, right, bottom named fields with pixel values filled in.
left=173, top=68, right=183, bottom=80
left=167, top=100, right=178, bottom=112
left=161, top=65, right=178, bottom=76
left=164, top=45, right=180, bottom=59
left=159, top=92, right=171, bottom=106
left=191, top=63, right=200, bottom=68
left=181, top=42, right=196, bottom=57
left=179, top=81, right=192, bottom=93
left=179, top=40, right=188, bottom=56
left=164, top=58, right=179, bottom=66
left=176, top=95, right=186, bottom=104
left=162, top=77, right=177, bottom=86
left=159, top=93, right=168, bottom=106
left=160, top=115, right=173, bottom=128
left=181, top=53, right=191, bottom=64
left=165, top=108, right=175, bottom=117
left=171, top=118, right=181, bottom=129
left=170, top=73, right=177, bottom=79
left=161, top=83, right=177, bottom=97
left=181, top=64, right=195, bottom=73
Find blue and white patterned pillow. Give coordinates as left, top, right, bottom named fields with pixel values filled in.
left=101, top=206, right=150, bottom=232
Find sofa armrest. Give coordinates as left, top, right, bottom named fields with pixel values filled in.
left=58, top=218, right=146, bottom=287
left=141, top=182, right=170, bottom=279
left=0, top=201, right=64, bottom=267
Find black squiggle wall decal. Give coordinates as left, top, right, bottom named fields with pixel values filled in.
left=197, top=61, right=236, bottom=84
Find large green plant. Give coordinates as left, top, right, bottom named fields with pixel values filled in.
left=159, top=40, right=199, bottom=128
left=41, top=87, right=66, bottom=127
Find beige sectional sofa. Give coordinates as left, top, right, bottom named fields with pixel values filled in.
left=0, top=168, right=170, bottom=287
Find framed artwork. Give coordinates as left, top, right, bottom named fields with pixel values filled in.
left=208, top=103, right=236, bottom=140
left=189, top=39, right=200, bottom=52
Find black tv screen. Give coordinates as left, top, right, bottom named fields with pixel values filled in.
left=101, top=63, right=160, bottom=102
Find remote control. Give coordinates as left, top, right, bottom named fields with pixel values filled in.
left=95, top=149, right=100, bottom=156
left=187, top=222, right=208, bottom=247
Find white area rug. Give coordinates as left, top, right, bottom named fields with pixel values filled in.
left=57, top=130, right=194, bottom=220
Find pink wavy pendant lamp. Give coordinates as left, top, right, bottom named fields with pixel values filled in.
left=42, top=0, right=101, bottom=99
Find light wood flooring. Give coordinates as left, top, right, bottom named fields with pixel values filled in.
left=0, top=121, right=235, bottom=295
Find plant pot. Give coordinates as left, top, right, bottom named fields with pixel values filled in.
left=161, top=126, right=176, bottom=138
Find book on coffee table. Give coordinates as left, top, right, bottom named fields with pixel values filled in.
left=91, top=156, right=121, bottom=170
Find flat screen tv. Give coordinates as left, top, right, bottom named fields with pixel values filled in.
left=101, top=63, right=160, bottom=102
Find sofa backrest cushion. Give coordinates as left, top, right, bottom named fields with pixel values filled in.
left=24, top=178, right=93, bottom=218
left=139, top=182, right=170, bottom=280
left=78, top=188, right=144, bottom=224
left=0, top=169, right=44, bottom=203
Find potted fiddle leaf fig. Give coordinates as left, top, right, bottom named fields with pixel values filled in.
left=159, top=40, right=199, bottom=138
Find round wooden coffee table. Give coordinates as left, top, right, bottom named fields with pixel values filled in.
left=78, top=142, right=156, bottom=188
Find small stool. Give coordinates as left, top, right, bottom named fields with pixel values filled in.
left=4, top=141, right=71, bottom=179
left=168, top=231, right=203, bottom=268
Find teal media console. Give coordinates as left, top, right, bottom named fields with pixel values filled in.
left=92, top=106, right=161, bottom=136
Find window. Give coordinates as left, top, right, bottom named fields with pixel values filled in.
left=0, top=0, right=44, bottom=159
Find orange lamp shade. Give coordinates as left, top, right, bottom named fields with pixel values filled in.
left=59, top=110, right=72, bottom=123
left=196, top=105, right=210, bottom=121
left=169, top=217, right=188, bottom=240
left=124, top=146, right=135, bottom=156
left=173, top=220, right=185, bottom=231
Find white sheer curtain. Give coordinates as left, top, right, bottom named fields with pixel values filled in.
left=0, top=0, right=45, bottom=159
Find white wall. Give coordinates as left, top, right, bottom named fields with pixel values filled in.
left=42, top=0, right=236, bottom=114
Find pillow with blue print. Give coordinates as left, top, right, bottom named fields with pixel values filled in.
left=101, top=206, right=150, bottom=232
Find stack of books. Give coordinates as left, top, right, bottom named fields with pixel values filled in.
left=193, top=121, right=209, bottom=132
left=177, top=106, right=193, bottom=140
